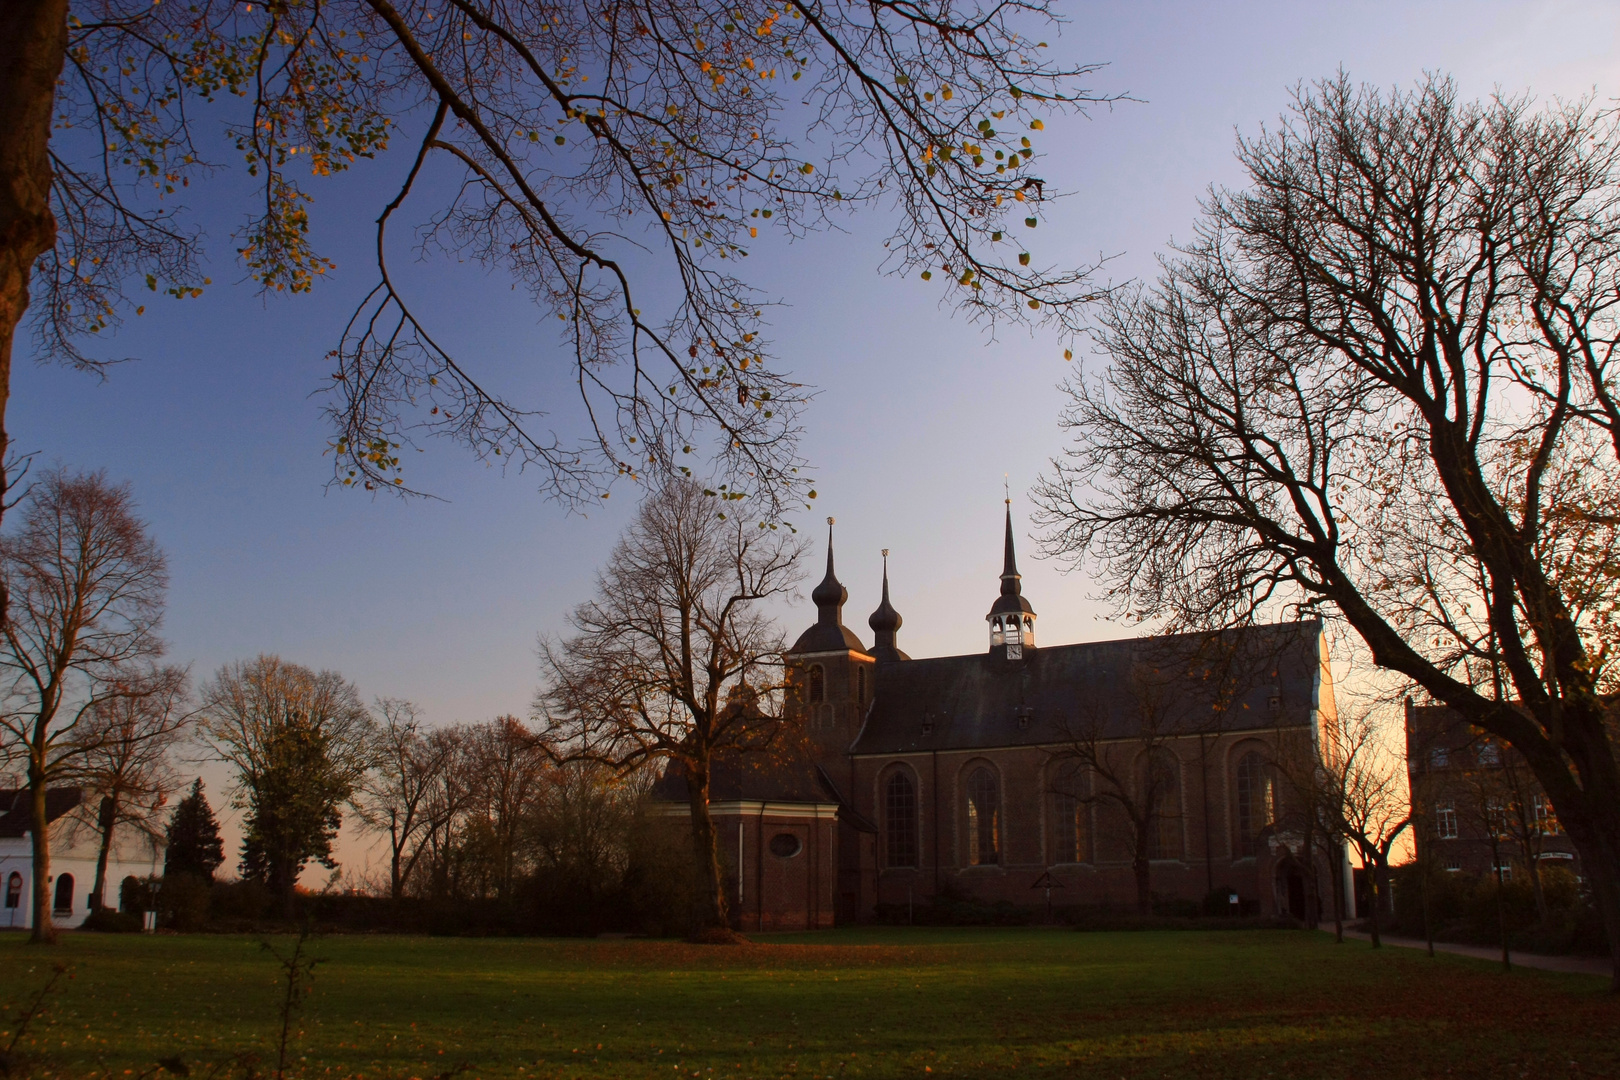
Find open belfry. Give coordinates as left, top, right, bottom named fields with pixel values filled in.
left=658, top=505, right=1343, bottom=931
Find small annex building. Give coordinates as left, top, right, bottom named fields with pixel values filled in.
left=654, top=506, right=1346, bottom=930
left=0, top=787, right=163, bottom=930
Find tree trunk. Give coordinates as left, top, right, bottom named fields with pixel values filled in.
left=0, top=0, right=69, bottom=540
left=1132, top=850, right=1151, bottom=914
left=1362, top=850, right=1382, bottom=948
left=91, top=794, right=118, bottom=912
left=1557, top=808, right=1620, bottom=991
left=1329, top=842, right=1345, bottom=944
left=684, top=757, right=731, bottom=938
left=28, top=775, right=55, bottom=943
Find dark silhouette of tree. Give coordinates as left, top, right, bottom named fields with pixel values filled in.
left=358, top=698, right=459, bottom=901
left=198, top=655, right=376, bottom=916
left=536, top=479, right=800, bottom=939
left=73, top=664, right=190, bottom=909
left=0, top=468, right=168, bottom=942
left=0, top=0, right=1118, bottom=543
left=1036, top=72, right=1620, bottom=989
left=163, top=778, right=226, bottom=882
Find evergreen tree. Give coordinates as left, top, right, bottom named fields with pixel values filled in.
left=163, top=779, right=225, bottom=882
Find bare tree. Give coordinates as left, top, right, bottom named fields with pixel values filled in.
left=1311, top=709, right=1411, bottom=948
left=1, top=0, right=1118, bottom=542
left=411, top=724, right=479, bottom=901
left=1036, top=72, right=1620, bottom=989
left=197, top=655, right=377, bottom=916
left=72, top=663, right=190, bottom=911
left=0, top=468, right=167, bottom=942
left=358, top=698, right=457, bottom=901
left=463, top=714, right=547, bottom=902
left=536, top=479, right=800, bottom=939
left=1050, top=664, right=1187, bottom=914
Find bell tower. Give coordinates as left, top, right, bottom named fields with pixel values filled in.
left=787, top=518, right=874, bottom=754
left=986, top=500, right=1036, bottom=659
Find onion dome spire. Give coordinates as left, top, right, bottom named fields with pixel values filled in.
left=868, top=548, right=908, bottom=662
left=987, top=497, right=1036, bottom=654
left=791, top=517, right=869, bottom=654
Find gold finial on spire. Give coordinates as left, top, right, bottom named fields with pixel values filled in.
left=1004, top=472, right=1011, bottom=506
left=827, top=516, right=835, bottom=526
left=882, top=548, right=889, bottom=558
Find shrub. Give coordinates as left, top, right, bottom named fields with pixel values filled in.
left=119, top=875, right=160, bottom=915
left=161, top=873, right=213, bottom=931
left=81, top=907, right=143, bottom=933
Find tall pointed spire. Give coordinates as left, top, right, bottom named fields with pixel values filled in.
left=1000, top=500, right=1022, bottom=600
left=987, top=495, right=1036, bottom=655
left=868, top=548, right=907, bottom=662
left=791, top=516, right=869, bottom=655
left=810, top=517, right=848, bottom=615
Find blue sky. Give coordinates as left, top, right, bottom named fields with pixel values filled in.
left=15, top=0, right=1619, bottom=878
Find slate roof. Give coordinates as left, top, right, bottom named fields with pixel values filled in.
left=850, top=621, right=1325, bottom=756
left=0, top=787, right=84, bottom=839
left=650, top=753, right=837, bottom=805
left=649, top=753, right=878, bottom=832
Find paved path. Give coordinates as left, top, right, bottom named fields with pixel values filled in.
left=1338, top=929, right=1612, bottom=977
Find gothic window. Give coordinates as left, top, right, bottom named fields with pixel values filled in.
left=53, top=873, right=75, bottom=915
left=966, top=767, right=1001, bottom=866
left=1235, top=752, right=1274, bottom=858
left=1435, top=801, right=1458, bottom=840
left=1146, top=752, right=1183, bottom=860
left=808, top=665, right=825, bottom=704
left=1050, top=763, right=1088, bottom=864
left=884, top=770, right=918, bottom=868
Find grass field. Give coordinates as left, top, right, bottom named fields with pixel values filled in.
left=2, top=928, right=1615, bottom=1080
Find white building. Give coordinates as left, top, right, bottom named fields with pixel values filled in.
left=1, top=788, right=164, bottom=931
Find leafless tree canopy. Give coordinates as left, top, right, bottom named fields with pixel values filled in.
left=536, top=478, right=801, bottom=933
left=196, top=654, right=377, bottom=905
left=0, top=468, right=169, bottom=941
left=70, top=663, right=190, bottom=909
left=8, top=0, right=1117, bottom=516
left=1034, top=72, right=1620, bottom=983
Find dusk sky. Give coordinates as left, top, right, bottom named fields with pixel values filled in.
left=16, top=0, right=1619, bottom=880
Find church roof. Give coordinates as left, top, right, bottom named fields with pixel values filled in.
left=850, top=621, right=1324, bottom=756
left=649, top=753, right=835, bottom=805
left=0, top=788, right=83, bottom=838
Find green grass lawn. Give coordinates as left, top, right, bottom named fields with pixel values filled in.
left=2, top=928, right=1614, bottom=1080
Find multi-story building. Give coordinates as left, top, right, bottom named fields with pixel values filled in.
left=1405, top=701, right=1579, bottom=881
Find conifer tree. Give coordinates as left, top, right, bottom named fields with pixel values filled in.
left=163, top=779, right=225, bottom=883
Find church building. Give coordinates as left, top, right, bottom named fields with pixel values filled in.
left=662, top=505, right=1344, bottom=931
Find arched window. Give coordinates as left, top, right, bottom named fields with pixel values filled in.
left=1235, top=752, right=1275, bottom=857
left=1146, top=752, right=1182, bottom=860
left=884, top=771, right=918, bottom=868
left=808, top=664, right=825, bottom=704
left=53, top=873, right=75, bottom=915
left=856, top=665, right=866, bottom=706
left=4, top=872, right=21, bottom=909
left=966, top=767, right=1000, bottom=866
left=1050, top=762, right=1088, bottom=864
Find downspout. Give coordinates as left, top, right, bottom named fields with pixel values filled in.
left=756, top=804, right=765, bottom=932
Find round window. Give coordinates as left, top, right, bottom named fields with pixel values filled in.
left=768, top=832, right=803, bottom=859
